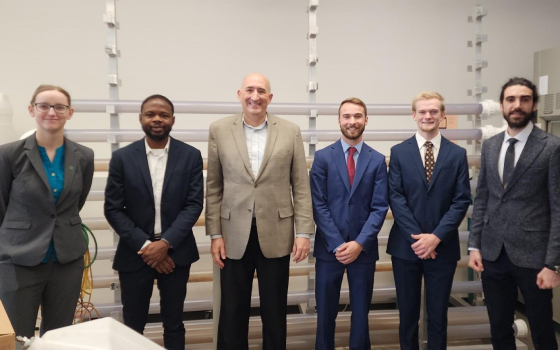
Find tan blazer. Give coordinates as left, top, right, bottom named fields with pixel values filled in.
left=205, top=113, right=314, bottom=259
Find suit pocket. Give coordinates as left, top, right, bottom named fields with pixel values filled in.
left=278, top=206, right=294, bottom=218
left=69, top=216, right=82, bottom=226
left=4, top=221, right=31, bottom=229
left=221, top=208, right=231, bottom=220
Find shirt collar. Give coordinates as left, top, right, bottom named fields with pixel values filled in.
left=145, top=137, right=170, bottom=155
left=504, top=121, right=533, bottom=144
left=340, top=138, right=363, bottom=155
left=243, top=114, right=268, bottom=130
left=415, top=132, right=441, bottom=150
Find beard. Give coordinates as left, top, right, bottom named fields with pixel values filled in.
left=503, top=108, right=533, bottom=129
left=340, top=124, right=365, bottom=140
left=143, top=124, right=171, bottom=142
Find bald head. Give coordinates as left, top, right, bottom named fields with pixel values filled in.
left=241, top=73, right=271, bottom=93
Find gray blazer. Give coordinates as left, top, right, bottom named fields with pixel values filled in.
left=0, top=134, right=94, bottom=266
left=469, top=127, right=560, bottom=269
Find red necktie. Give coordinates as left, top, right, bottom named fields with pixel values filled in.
left=347, top=147, right=356, bottom=187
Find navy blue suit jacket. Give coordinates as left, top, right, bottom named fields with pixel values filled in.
left=310, top=140, right=389, bottom=263
left=387, top=135, right=471, bottom=263
left=104, top=137, right=203, bottom=272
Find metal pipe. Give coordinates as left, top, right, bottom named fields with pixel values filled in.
left=65, top=128, right=483, bottom=143
left=72, top=100, right=485, bottom=116
left=88, top=232, right=472, bottom=260
left=94, top=155, right=483, bottom=172
left=141, top=307, right=490, bottom=346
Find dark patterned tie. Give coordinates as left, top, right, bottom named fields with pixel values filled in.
left=503, top=138, right=518, bottom=188
left=347, top=147, right=356, bottom=187
left=424, top=141, right=435, bottom=184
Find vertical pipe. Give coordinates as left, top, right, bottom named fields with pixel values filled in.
left=306, top=0, right=319, bottom=315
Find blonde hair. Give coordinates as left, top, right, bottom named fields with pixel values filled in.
left=412, top=91, right=445, bottom=112
left=30, top=85, right=71, bottom=105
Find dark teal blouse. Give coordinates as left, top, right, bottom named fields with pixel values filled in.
left=38, top=145, right=65, bottom=262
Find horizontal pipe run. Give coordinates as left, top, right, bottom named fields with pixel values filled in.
left=91, top=258, right=471, bottom=289
left=92, top=280, right=482, bottom=318
left=94, top=155, right=482, bottom=172
left=72, top=100, right=484, bottom=116
left=66, top=128, right=483, bottom=143
left=142, top=307, right=490, bottom=346
left=88, top=231, right=471, bottom=260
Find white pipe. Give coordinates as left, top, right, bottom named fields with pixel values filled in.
left=0, top=93, right=15, bottom=145
left=480, top=119, right=508, bottom=140
left=91, top=281, right=483, bottom=318
left=65, top=128, right=483, bottom=143
left=88, top=232, right=472, bottom=260
left=72, top=100, right=487, bottom=116
left=480, top=99, right=501, bottom=119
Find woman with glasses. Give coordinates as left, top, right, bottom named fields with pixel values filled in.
left=0, top=85, right=94, bottom=338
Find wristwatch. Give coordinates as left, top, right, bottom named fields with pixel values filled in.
left=545, top=265, right=560, bottom=274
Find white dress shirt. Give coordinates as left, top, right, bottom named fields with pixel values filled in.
left=498, top=121, right=533, bottom=182
left=416, top=132, right=442, bottom=165
left=141, top=138, right=170, bottom=249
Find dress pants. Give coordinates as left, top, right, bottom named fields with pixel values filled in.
left=481, top=247, right=558, bottom=350
left=118, top=262, right=191, bottom=350
left=315, top=258, right=376, bottom=350
left=0, top=257, right=83, bottom=338
left=218, top=221, right=290, bottom=350
left=391, top=256, right=457, bottom=350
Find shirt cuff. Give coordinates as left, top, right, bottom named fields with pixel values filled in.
left=296, top=233, right=310, bottom=239
left=161, top=238, right=172, bottom=248
left=211, top=234, right=223, bottom=240
left=468, top=247, right=480, bottom=251
left=141, top=240, right=151, bottom=250
left=333, top=243, right=344, bottom=253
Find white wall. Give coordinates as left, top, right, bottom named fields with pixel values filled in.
left=1, top=0, right=560, bottom=308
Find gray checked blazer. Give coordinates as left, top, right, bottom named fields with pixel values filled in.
left=0, top=134, right=94, bottom=266
left=469, top=126, right=560, bottom=269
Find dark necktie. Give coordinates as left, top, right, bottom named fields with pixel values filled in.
left=424, top=141, right=435, bottom=184
left=503, top=138, right=518, bottom=188
left=347, top=147, right=356, bottom=187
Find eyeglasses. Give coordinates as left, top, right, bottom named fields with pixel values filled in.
left=33, top=103, right=70, bottom=113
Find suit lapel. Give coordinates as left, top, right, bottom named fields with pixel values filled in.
left=135, top=139, right=154, bottom=199
left=427, top=137, right=451, bottom=192
left=331, top=141, right=351, bottom=194
left=56, top=138, right=79, bottom=205
left=350, top=145, right=372, bottom=197
left=255, top=115, right=279, bottom=183
left=405, top=136, right=428, bottom=188
left=505, top=128, right=547, bottom=193
left=24, top=135, right=51, bottom=192
left=486, top=133, right=504, bottom=190
left=162, top=137, right=178, bottom=195
left=231, top=114, right=255, bottom=181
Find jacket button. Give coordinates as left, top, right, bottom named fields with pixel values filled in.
left=50, top=214, right=55, bottom=219
left=254, top=184, right=258, bottom=188
left=427, top=196, right=431, bottom=200
left=502, top=198, right=508, bottom=203
left=248, top=209, right=252, bottom=212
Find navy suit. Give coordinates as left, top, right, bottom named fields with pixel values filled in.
left=104, top=137, right=203, bottom=350
left=387, top=135, right=470, bottom=350
left=310, top=140, right=388, bottom=350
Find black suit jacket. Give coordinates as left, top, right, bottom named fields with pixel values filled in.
left=104, top=137, right=203, bottom=272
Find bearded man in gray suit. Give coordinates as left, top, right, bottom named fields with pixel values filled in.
left=469, top=77, right=560, bottom=350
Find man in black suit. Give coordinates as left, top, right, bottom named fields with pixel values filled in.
left=469, top=77, right=560, bottom=350
left=104, top=95, right=203, bottom=350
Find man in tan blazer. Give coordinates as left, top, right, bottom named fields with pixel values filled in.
left=206, top=73, right=314, bottom=350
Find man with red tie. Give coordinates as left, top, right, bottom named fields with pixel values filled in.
left=310, top=97, right=389, bottom=349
